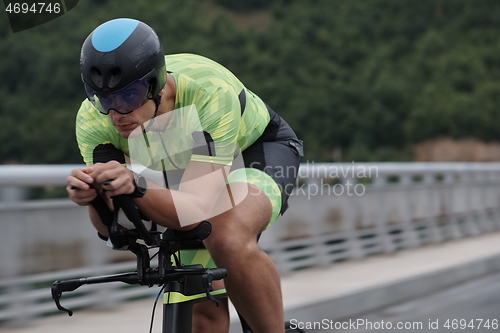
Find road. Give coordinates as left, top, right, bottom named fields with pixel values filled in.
left=306, top=271, right=500, bottom=333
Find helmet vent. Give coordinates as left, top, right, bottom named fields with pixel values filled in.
left=108, top=67, right=122, bottom=89
left=89, top=67, right=103, bottom=88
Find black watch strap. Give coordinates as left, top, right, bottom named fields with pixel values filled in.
left=129, top=172, right=147, bottom=198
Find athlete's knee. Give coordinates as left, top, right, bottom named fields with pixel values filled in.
left=204, top=229, right=261, bottom=269
left=205, top=228, right=250, bottom=255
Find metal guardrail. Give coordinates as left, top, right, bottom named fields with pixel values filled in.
left=265, top=162, right=500, bottom=273
left=2, top=162, right=500, bottom=185
left=1, top=163, right=500, bottom=325
left=0, top=164, right=83, bottom=186
left=265, top=210, right=500, bottom=273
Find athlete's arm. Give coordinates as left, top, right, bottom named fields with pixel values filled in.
left=85, top=159, right=235, bottom=229
left=133, top=160, right=235, bottom=228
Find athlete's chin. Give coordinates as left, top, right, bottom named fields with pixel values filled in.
left=117, top=130, right=130, bottom=138
left=115, top=123, right=140, bottom=138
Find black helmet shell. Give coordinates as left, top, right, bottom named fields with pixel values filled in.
left=80, top=18, right=166, bottom=97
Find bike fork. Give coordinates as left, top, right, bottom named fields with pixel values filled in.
left=162, top=301, right=194, bottom=333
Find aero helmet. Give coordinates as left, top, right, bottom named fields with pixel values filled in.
left=80, top=18, right=166, bottom=114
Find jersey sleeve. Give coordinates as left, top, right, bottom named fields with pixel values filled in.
left=75, top=100, right=127, bottom=165
left=190, top=85, right=242, bottom=165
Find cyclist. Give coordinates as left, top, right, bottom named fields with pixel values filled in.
left=67, top=18, right=303, bottom=333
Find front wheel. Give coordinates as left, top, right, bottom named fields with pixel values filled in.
left=285, top=320, right=307, bottom=333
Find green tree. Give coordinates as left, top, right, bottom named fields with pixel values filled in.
left=2, top=0, right=500, bottom=164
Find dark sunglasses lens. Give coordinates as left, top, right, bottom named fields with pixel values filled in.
left=85, top=80, right=149, bottom=115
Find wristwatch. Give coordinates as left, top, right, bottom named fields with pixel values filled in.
left=129, top=172, right=147, bottom=198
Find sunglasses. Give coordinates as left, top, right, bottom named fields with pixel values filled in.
left=85, top=79, right=151, bottom=115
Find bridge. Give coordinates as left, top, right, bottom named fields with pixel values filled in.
left=0, top=163, right=499, bottom=331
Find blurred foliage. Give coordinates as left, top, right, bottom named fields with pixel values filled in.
left=1, top=0, right=500, bottom=164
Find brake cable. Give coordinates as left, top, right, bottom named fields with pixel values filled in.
left=148, top=284, right=166, bottom=333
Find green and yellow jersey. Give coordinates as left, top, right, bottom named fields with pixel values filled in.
left=76, top=53, right=270, bottom=169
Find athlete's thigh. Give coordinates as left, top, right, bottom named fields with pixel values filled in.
left=207, top=182, right=273, bottom=241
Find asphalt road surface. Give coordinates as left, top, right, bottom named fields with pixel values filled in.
left=303, top=271, right=500, bottom=333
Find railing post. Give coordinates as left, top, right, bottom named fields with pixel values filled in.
left=443, top=173, right=462, bottom=240
left=423, top=173, right=443, bottom=244
left=307, top=178, right=331, bottom=267
left=461, top=172, right=480, bottom=237
left=399, top=174, right=421, bottom=248
left=1, top=210, right=33, bottom=327
left=476, top=171, right=493, bottom=233
left=492, top=171, right=500, bottom=230
left=94, top=269, right=119, bottom=310
left=343, top=176, right=364, bottom=261
left=5, top=284, right=31, bottom=327
left=271, top=219, right=289, bottom=276
left=373, top=175, right=395, bottom=254
left=0, top=187, right=27, bottom=202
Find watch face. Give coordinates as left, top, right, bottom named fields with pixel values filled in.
left=136, top=175, right=147, bottom=191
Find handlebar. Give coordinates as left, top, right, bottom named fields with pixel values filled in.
left=51, top=272, right=140, bottom=315
left=52, top=267, right=227, bottom=316
left=53, top=190, right=225, bottom=316
left=207, top=268, right=228, bottom=281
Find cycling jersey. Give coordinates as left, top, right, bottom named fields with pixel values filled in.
left=76, top=53, right=270, bottom=168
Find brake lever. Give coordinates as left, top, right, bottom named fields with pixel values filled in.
left=51, top=281, right=81, bottom=316
left=202, top=271, right=220, bottom=307
left=52, top=295, right=73, bottom=316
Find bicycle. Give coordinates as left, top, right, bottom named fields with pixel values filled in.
left=51, top=193, right=306, bottom=332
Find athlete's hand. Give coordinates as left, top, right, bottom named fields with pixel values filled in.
left=66, top=167, right=97, bottom=206
left=88, top=161, right=135, bottom=198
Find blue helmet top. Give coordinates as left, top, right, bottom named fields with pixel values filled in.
left=80, top=18, right=166, bottom=98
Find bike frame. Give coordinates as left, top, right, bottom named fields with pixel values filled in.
left=162, top=277, right=227, bottom=332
